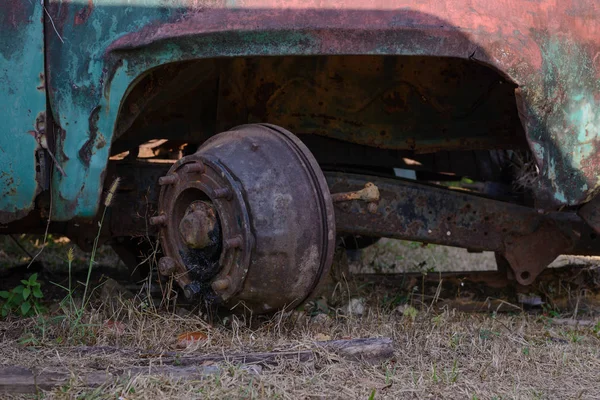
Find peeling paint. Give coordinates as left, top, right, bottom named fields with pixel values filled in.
left=0, top=2, right=45, bottom=223
left=35, top=0, right=600, bottom=220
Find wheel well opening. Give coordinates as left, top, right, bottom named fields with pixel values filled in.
left=113, top=54, right=532, bottom=202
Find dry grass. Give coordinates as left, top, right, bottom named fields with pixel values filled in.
left=1, top=236, right=600, bottom=399
left=1, top=284, right=599, bottom=400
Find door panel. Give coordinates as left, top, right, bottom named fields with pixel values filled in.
left=0, top=2, right=45, bottom=223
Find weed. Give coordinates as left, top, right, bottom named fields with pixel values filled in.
left=404, top=305, right=418, bottom=322
left=565, top=330, right=583, bottom=343
left=449, top=333, right=461, bottom=349
left=447, top=359, right=459, bottom=383
left=0, top=273, right=44, bottom=317
left=479, top=328, right=500, bottom=341
left=431, top=363, right=439, bottom=384
left=48, top=177, right=120, bottom=344
left=368, top=388, right=376, bottom=400
left=381, top=292, right=408, bottom=309
left=384, top=362, right=397, bottom=385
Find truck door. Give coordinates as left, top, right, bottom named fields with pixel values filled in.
left=0, top=2, right=46, bottom=223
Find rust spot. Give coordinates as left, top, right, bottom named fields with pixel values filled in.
left=251, top=82, right=278, bottom=118
left=74, top=0, right=94, bottom=26
left=96, top=133, right=107, bottom=150
left=37, top=73, right=45, bottom=91
left=0, top=2, right=28, bottom=30
left=79, top=106, right=101, bottom=166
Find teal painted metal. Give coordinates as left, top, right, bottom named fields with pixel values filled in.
left=36, top=0, right=600, bottom=221
left=0, top=2, right=45, bottom=224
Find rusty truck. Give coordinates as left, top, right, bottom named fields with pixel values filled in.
left=2, top=1, right=600, bottom=313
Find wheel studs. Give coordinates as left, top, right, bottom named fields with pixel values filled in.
left=158, top=174, right=178, bottom=186
left=211, top=277, right=230, bottom=292
left=213, top=187, right=232, bottom=200
left=224, top=236, right=243, bottom=250
left=184, top=161, right=205, bottom=174
left=150, top=215, right=167, bottom=226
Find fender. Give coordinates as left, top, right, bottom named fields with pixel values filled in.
left=45, top=0, right=600, bottom=220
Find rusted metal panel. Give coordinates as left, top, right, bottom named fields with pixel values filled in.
left=44, top=0, right=600, bottom=222
left=215, top=56, right=526, bottom=153
left=0, top=2, right=45, bottom=224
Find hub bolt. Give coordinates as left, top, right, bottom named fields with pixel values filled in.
left=159, top=174, right=179, bottom=186
left=224, top=236, right=243, bottom=250
left=213, top=187, right=232, bottom=200
left=150, top=215, right=167, bottom=226
left=211, top=277, right=230, bottom=292
left=184, top=162, right=205, bottom=174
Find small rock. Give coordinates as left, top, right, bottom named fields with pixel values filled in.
left=310, top=313, right=333, bottom=328
left=346, top=298, right=365, bottom=316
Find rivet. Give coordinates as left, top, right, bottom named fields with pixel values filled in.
left=251, top=143, right=259, bottom=151
left=158, top=174, right=178, bottom=186
left=150, top=215, right=167, bottom=226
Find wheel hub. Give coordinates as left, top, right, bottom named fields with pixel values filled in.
left=153, top=124, right=335, bottom=313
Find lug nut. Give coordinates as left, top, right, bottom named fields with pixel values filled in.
left=224, top=236, right=243, bottom=250
left=158, top=257, right=177, bottom=276
left=211, top=277, right=230, bottom=292
left=150, top=215, right=167, bottom=226
left=213, top=187, right=232, bottom=200
left=158, top=174, right=178, bottom=186
left=183, top=282, right=202, bottom=300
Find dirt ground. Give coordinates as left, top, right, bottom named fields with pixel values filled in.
left=0, top=235, right=599, bottom=399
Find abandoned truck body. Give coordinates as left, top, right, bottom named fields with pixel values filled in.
left=2, top=1, right=600, bottom=313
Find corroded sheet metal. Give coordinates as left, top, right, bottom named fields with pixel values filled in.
left=0, top=2, right=45, bottom=223
left=215, top=56, right=526, bottom=153
left=45, top=0, right=600, bottom=221
left=327, top=172, right=599, bottom=283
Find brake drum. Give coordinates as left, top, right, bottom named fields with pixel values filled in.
left=153, top=124, right=335, bottom=313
